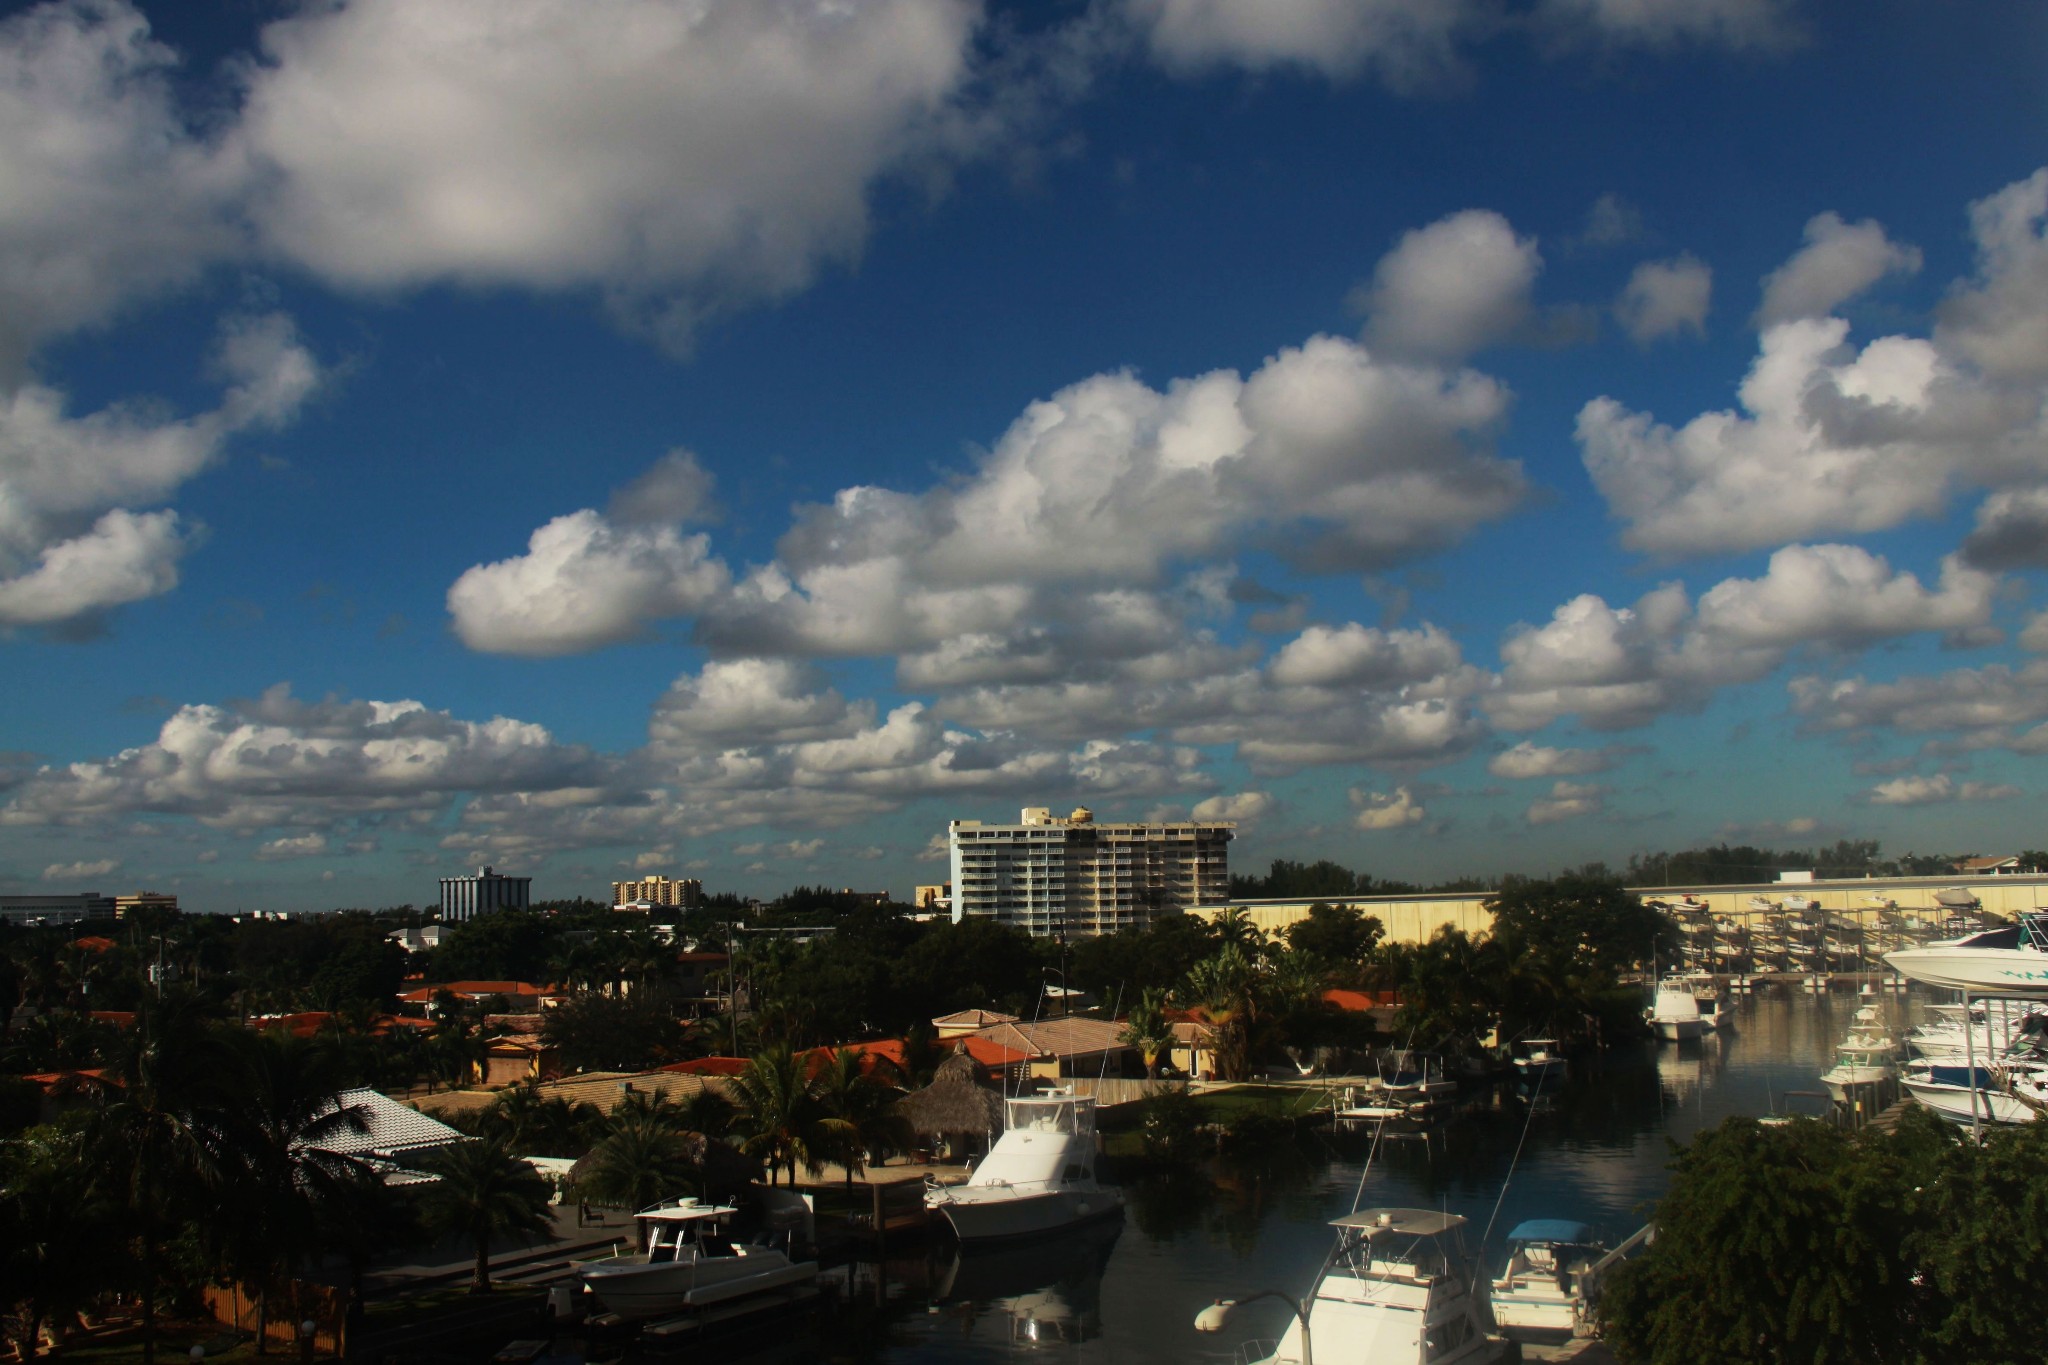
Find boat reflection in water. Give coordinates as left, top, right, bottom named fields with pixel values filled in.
left=928, top=1213, right=1124, bottom=1346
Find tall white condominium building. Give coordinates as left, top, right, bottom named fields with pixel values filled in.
left=948, top=806, right=1234, bottom=938
left=612, top=876, right=703, bottom=910
left=439, top=865, right=532, bottom=923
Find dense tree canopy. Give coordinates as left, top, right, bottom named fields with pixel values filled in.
left=1602, top=1109, right=2048, bottom=1365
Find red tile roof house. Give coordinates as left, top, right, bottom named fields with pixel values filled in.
left=397, top=980, right=565, bottom=1013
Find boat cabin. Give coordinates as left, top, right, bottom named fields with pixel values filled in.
left=964, top=1093, right=1100, bottom=1191
left=1261, top=1209, right=1491, bottom=1365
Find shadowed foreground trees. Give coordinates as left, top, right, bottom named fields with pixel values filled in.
left=1600, top=1109, right=2048, bottom=1365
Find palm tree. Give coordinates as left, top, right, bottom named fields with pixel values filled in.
left=578, top=1109, right=699, bottom=1247
left=1, top=1125, right=117, bottom=1360
left=727, top=1044, right=850, bottom=1186
left=221, top=1031, right=370, bottom=1353
left=417, top=1133, right=554, bottom=1293
left=88, top=994, right=240, bottom=1365
left=811, top=1049, right=906, bottom=1185
left=1119, top=986, right=1175, bottom=1079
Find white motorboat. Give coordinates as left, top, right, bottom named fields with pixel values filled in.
left=1512, top=1038, right=1568, bottom=1088
left=576, top=1198, right=818, bottom=1322
left=1821, top=998, right=1896, bottom=1104
left=1902, top=1063, right=2042, bottom=1126
left=925, top=1091, right=1122, bottom=1242
left=1648, top=985, right=1704, bottom=1041
left=1222, top=1208, right=1496, bottom=1365
left=1490, top=1219, right=1606, bottom=1343
left=1885, top=917, right=2048, bottom=997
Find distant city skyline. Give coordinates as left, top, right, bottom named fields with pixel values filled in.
left=2, top=1, right=2045, bottom=909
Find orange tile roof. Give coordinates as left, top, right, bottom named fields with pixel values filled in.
left=1322, top=988, right=1397, bottom=1012
left=74, top=936, right=117, bottom=952
left=954, top=1035, right=1033, bottom=1067
left=88, top=1010, right=136, bottom=1028
left=658, top=1056, right=751, bottom=1076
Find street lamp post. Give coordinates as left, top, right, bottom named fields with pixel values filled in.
left=1193, top=1291, right=1312, bottom=1365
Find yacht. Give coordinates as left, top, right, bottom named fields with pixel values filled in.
left=924, top=1091, right=1122, bottom=1242
left=1885, top=916, right=2048, bottom=997
left=575, top=1198, right=818, bottom=1322
left=1490, top=1219, right=1606, bottom=1343
left=1648, top=984, right=1705, bottom=1041
left=1223, top=1208, right=1496, bottom=1365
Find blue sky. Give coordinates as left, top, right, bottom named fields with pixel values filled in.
left=2, top=0, right=2045, bottom=910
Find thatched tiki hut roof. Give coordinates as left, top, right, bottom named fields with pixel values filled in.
left=893, top=1052, right=1005, bottom=1143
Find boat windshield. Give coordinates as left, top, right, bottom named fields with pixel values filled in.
left=1956, top=925, right=2023, bottom=951
left=1004, top=1096, right=1092, bottom=1135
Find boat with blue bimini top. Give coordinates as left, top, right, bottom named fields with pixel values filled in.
left=924, top=1091, right=1122, bottom=1242
left=1489, top=1219, right=1607, bottom=1343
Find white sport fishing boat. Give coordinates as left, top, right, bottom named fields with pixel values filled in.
left=1648, top=984, right=1704, bottom=1041
left=1886, top=916, right=2048, bottom=997
left=924, top=1091, right=1122, bottom=1241
left=1210, top=1209, right=1496, bottom=1365
left=1490, top=1219, right=1607, bottom=1343
left=576, top=1199, right=818, bottom=1322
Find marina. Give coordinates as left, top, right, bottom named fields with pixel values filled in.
left=512, top=984, right=1931, bottom=1364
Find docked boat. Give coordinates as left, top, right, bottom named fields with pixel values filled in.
left=1902, top=1063, right=2042, bottom=1126
left=576, top=1199, right=818, bottom=1322
left=1490, top=1219, right=1607, bottom=1343
left=1216, top=1209, right=1496, bottom=1365
left=1821, top=997, right=1896, bottom=1104
left=1885, top=916, right=2048, bottom=997
left=924, top=1091, right=1122, bottom=1242
left=1648, top=984, right=1705, bottom=1041
left=1512, top=1038, right=1568, bottom=1088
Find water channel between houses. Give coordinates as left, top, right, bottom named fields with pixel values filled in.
left=602, top=987, right=1903, bottom=1364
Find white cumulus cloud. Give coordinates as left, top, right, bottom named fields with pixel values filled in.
left=1357, top=210, right=1542, bottom=364
left=1865, top=773, right=2022, bottom=806
left=1615, top=254, right=1711, bottom=343
left=1526, top=780, right=1604, bottom=825
left=1352, top=785, right=1427, bottom=831
left=42, top=857, right=117, bottom=881
left=1756, top=212, right=1921, bottom=326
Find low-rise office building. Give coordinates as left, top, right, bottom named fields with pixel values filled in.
left=439, top=865, right=531, bottom=922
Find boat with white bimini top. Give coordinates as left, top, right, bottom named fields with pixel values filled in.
left=1489, top=1219, right=1607, bottom=1343
left=1511, top=1038, right=1568, bottom=1088
left=1219, top=1208, right=1497, bottom=1365
left=924, top=1091, right=1122, bottom=1242
left=1821, top=995, right=1897, bottom=1104
left=575, top=1198, right=818, bottom=1323
left=1648, top=984, right=1705, bottom=1041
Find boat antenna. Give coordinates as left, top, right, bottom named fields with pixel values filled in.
left=1097, top=981, right=1126, bottom=1085
left=1479, top=1063, right=1548, bottom=1251
left=1346, top=1114, right=1390, bottom=1217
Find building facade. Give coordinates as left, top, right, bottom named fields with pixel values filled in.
left=438, top=866, right=532, bottom=923
left=115, top=892, right=178, bottom=918
left=0, top=893, right=117, bottom=927
left=948, top=805, right=1233, bottom=938
left=611, top=876, right=703, bottom=911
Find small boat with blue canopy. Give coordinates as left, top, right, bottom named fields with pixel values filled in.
left=1489, top=1218, right=1606, bottom=1341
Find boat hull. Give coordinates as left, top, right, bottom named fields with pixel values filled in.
left=931, top=1188, right=1124, bottom=1243
left=578, top=1254, right=819, bottom=1322
left=1903, top=1077, right=2038, bottom=1126
left=1492, top=1287, right=1578, bottom=1342
left=1655, top=1020, right=1704, bottom=1041
left=1884, top=947, right=2048, bottom=995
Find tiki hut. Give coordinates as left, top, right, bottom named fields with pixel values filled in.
left=892, top=1052, right=1006, bottom=1161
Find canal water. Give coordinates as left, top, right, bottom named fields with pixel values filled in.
left=604, top=987, right=1894, bottom=1363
